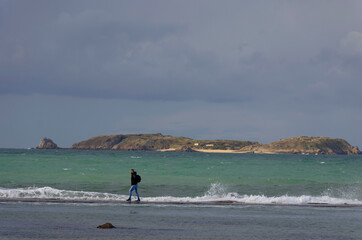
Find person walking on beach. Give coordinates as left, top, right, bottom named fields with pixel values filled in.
left=127, top=169, right=141, bottom=202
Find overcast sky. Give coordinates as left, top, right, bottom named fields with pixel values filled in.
left=1, top=0, right=362, bottom=148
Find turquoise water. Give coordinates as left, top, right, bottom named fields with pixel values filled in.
left=1, top=149, right=362, bottom=239
left=1, top=149, right=362, bottom=204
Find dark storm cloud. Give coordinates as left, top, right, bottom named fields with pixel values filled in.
left=2, top=1, right=362, bottom=148
left=1, top=0, right=362, bottom=106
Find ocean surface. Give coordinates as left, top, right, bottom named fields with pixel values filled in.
left=1, top=149, right=362, bottom=239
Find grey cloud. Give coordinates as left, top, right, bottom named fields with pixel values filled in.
left=3, top=0, right=362, bottom=149
left=1, top=1, right=362, bottom=106
left=340, top=31, right=362, bottom=55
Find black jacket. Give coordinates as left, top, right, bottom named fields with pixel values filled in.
left=131, top=172, right=138, bottom=185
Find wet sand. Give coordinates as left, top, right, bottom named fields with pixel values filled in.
left=1, top=201, right=362, bottom=240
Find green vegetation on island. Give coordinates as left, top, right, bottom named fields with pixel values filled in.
left=71, top=133, right=259, bottom=151
left=37, top=134, right=361, bottom=155
left=252, top=136, right=360, bottom=155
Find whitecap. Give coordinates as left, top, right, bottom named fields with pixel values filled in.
left=1, top=184, right=361, bottom=206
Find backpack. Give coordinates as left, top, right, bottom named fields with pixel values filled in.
left=135, top=174, right=141, bottom=183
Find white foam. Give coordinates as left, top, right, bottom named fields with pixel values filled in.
left=145, top=193, right=362, bottom=205
left=0, top=186, right=126, bottom=201
left=1, top=184, right=362, bottom=206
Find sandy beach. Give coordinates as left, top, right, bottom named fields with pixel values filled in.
left=2, top=201, right=362, bottom=240
left=157, top=148, right=253, bottom=154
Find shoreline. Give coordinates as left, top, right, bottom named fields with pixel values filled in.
left=189, top=149, right=252, bottom=154
left=157, top=148, right=254, bottom=154
left=3, top=200, right=361, bottom=240
left=1, top=197, right=361, bottom=208
left=156, top=148, right=317, bottom=154
left=7, top=148, right=360, bottom=155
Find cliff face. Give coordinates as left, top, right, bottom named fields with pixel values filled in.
left=36, top=137, right=59, bottom=149
left=251, top=136, right=360, bottom=155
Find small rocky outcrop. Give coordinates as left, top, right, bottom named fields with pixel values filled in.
left=175, top=146, right=197, bottom=152
left=97, top=222, right=115, bottom=229
left=36, top=137, right=59, bottom=149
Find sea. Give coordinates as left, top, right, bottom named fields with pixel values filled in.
left=1, top=148, right=362, bottom=239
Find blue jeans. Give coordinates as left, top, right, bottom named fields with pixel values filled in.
left=129, top=184, right=140, bottom=200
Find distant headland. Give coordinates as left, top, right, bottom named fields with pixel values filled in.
left=36, top=133, right=361, bottom=155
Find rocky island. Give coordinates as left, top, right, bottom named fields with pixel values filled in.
left=36, top=137, right=59, bottom=149
left=71, top=133, right=258, bottom=152
left=250, top=136, right=360, bottom=155
left=70, top=133, right=361, bottom=155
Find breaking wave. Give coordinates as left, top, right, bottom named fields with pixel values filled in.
left=1, top=183, right=362, bottom=206
left=0, top=186, right=123, bottom=201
